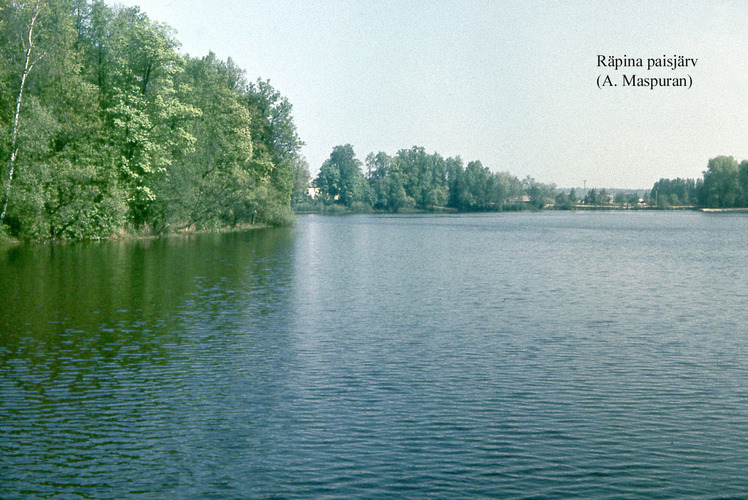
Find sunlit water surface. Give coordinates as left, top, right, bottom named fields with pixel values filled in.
left=2, top=212, right=748, bottom=498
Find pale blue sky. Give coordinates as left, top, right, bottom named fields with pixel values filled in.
left=112, top=0, right=748, bottom=188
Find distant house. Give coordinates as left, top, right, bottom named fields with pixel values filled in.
left=307, top=186, right=321, bottom=199
left=509, top=194, right=531, bottom=204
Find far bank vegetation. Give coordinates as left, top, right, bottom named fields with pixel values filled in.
left=296, top=145, right=746, bottom=214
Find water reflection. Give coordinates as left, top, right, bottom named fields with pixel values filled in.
left=3, top=213, right=748, bottom=498
left=0, top=228, right=296, bottom=498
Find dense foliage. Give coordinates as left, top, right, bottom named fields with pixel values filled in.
left=309, top=145, right=557, bottom=213
left=4, top=3, right=742, bottom=241
left=306, top=146, right=748, bottom=213
left=650, top=177, right=701, bottom=207
left=0, top=0, right=302, bottom=240
left=650, top=156, right=748, bottom=209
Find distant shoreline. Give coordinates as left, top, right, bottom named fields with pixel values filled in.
left=699, top=208, right=748, bottom=213
left=293, top=205, right=705, bottom=215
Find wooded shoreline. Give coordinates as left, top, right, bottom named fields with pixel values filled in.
left=1, top=1, right=304, bottom=243
left=2, top=3, right=745, bottom=244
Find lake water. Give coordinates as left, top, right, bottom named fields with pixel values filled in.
left=2, top=211, right=748, bottom=498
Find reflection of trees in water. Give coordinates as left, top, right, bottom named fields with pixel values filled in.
left=0, top=228, right=298, bottom=498
left=0, top=228, right=294, bottom=388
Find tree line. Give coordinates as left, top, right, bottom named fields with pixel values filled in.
left=3, top=3, right=742, bottom=243
left=299, top=144, right=559, bottom=213
left=300, top=145, right=644, bottom=212
left=299, top=146, right=748, bottom=213
left=1, top=0, right=305, bottom=241
left=650, top=156, right=748, bottom=208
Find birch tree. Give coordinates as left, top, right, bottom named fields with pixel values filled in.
left=1, top=0, right=43, bottom=224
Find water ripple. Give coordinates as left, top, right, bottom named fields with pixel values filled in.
left=2, top=214, right=748, bottom=497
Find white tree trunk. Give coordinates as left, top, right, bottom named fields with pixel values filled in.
left=1, top=0, right=42, bottom=223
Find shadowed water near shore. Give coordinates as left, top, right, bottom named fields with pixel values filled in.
left=2, top=212, right=748, bottom=498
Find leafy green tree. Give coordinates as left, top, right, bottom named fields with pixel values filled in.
left=568, top=188, right=578, bottom=205
left=393, top=146, right=447, bottom=208
left=291, top=156, right=312, bottom=206
left=245, top=79, right=303, bottom=208
left=105, top=6, right=199, bottom=229
left=366, top=152, right=397, bottom=212
left=459, top=161, right=486, bottom=209
left=315, top=144, right=367, bottom=207
left=738, top=160, right=748, bottom=207
left=1, top=0, right=44, bottom=224
left=1, top=0, right=127, bottom=239
left=366, top=152, right=414, bottom=212
left=445, top=156, right=464, bottom=208
left=160, top=52, right=263, bottom=230
left=522, top=176, right=556, bottom=209
left=38, top=0, right=127, bottom=239
left=0, top=1, right=299, bottom=239
left=554, top=192, right=570, bottom=209
left=650, top=178, right=698, bottom=207
left=584, top=188, right=598, bottom=205
left=443, top=157, right=520, bottom=211
left=315, top=154, right=340, bottom=203
left=702, top=156, right=740, bottom=208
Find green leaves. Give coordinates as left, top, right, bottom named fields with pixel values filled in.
left=315, top=144, right=368, bottom=207
left=361, top=147, right=526, bottom=212
left=0, top=1, right=298, bottom=240
left=702, top=156, right=740, bottom=208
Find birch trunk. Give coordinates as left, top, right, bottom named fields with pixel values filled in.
left=1, top=0, right=42, bottom=223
